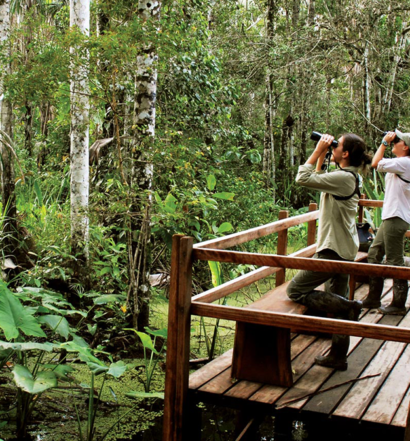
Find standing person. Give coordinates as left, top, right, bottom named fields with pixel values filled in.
left=362, top=130, right=410, bottom=314
left=287, top=133, right=372, bottom=371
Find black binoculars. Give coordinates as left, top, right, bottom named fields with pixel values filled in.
left=382, top=131, right=401, bottom=144
left=310, top=131, right=339, bottom=148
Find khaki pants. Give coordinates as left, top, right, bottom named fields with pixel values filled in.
left=287, top=248, right=350, bottom=303
left=367, top=217, right=409, bottom=267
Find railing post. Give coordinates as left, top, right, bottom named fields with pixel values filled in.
left=307, top=202, right=318, bottom=246
left=358, top=194, right=366, bottom=223
left=276, top=210, right=289, bottom=287
left=163, top=235, right=193, bottom=441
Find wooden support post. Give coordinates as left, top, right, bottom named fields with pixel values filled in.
left=307, top=202, right=317, bottom=246
left=276, top=210, right=289, bottom=287
left=358, top=193, right=366, bottom=223
left=163, top=235, right=193, bottom=441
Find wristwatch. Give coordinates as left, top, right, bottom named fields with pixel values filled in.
left=382, top=140, right=389, bottom=146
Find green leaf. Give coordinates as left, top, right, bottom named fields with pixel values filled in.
left=37, top=315, right=70, bottom=339
left=218, top=222, right=233, bottom=234
left=12, top=365, right=57, bottom=394
left=107, top=361, right=127, bottom=378
left=41, top=364, right=75, bottom=380
left=0, top=341, right=55, bottom=352
left=164, top=194, right=177, bottom=213
left=145, top=328, right=167, bottom=339
left=0, top=283, right=46, bottom=340
left=86, top=361, right=108, bottom=375
left=93, top=294, right=125, bottom=305
left=208, top=261, right=223, bottom=287
left=126, top=391, right=164, bottom=400
left=213, top=192, right=235, bottom=201
left=207, top=174, right=216, bottom=191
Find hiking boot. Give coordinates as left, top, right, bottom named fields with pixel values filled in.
left=379, top=279, right=408, bottom=316
left=315, top=354, right=348, bottom=371
left=362, top=277, right=384, bottom=309
left=315, top=334, right=349, bottom=371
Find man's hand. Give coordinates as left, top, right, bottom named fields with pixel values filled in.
left=315, top=134, right=334, bottom=154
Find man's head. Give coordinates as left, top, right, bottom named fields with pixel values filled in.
left=394, top=129, right=410, bottom=157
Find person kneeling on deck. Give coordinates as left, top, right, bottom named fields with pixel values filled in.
left=287, top=133, right=372, bottom=371
left=362, top=130, right=410, bottom=315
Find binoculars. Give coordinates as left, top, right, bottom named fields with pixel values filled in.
left=310, top=131, right=338, bottom=147
left=382, top=131, right=401, bottom=144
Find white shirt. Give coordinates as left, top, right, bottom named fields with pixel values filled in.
left=377, top=157, right=410, bottom=224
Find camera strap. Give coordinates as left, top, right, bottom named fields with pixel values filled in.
left=397, top=174, right=410, bottom=184
left=333, top=169, right=360, bottom=201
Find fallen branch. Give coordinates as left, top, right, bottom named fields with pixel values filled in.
left=275, top=373, right=381, bottom=409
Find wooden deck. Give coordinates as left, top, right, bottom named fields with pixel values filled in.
left=188, top=280, right=410, bottom=430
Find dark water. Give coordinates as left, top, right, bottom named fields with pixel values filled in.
left=132, top=403, right=404, bottom=441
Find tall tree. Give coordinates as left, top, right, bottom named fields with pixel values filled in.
left=126, top=0, right=160, bottom=330
left=0, top=0, right=18, bottom=262
left=70, top=0, right=90, bottom=281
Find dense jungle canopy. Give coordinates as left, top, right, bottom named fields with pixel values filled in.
left=1, top=0, right=410, bottom=439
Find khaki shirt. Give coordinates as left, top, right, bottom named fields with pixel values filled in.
left=296, top=164, right=360, bottom=261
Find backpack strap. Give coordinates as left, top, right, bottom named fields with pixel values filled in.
left=397, top=174, right=410, bottom=184
left=333, top=169, right=360, bottom=201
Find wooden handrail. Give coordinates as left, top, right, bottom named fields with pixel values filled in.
left=193, top=248, right=410, bottom=280
left=193, top=210, right=320, bottom=250
left=192, top=244, right=317, bottom=304
left=193, top=199, right=386, bottom=251
left=191, top=302, right=410, bottom=343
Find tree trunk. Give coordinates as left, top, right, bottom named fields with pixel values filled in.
left=127, top=0, right=160, bottom=331
left=0, top=0, right=18, bottom=261
left=70, top=0, right=90, bottom=283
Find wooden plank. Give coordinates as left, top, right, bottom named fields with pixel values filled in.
left=302, top=313, right=402, bottom=415
left=193, top=248, right=410, bottom=281
left=189, top=349, right=233, bottom=389
left=333, top=313, right=410, bottom=420
left=362, top=343, right=410, bottom=424
left=392, top=386, right=410, bottom=427
left=275, top=210, right=289, bottom=287
left=358, top=199, right=384, bottom=208
left=191, top=302, right=410, bottom=343
left=191, top=244, right=316, bottom=304
left=199, top=366, right=237, bottom=394
left=249, top=338, right=332, bottom=404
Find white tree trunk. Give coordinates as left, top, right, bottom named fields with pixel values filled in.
left=127, top=0, right=160, bottom=330
left=70, top=0, right=90, bottom=269
left=0, top=0, right=11, bottom=131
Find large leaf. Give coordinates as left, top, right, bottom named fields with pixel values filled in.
left=213, top=192, right=235, bottom=201
left=207, top=174, right=216, bottom=191
left=0, top=341, right=55, bottom=352
left=38, top=315, right=70, bottom=339
left=218, top=222, right=233, bottom=234
left=107, top=361, right=127, bottom=378
left=93, top=294, right=126, bottom=305
left=0, top=284, right=46, bottom=340
left=208, top=261, right=223, bottom=287
left=126, top=391, right=164, bottom=400
left=12, top=365, right=57, bottom=394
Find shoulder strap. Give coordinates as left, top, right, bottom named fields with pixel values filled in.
left=333, top=169, right=360, bottom=201
left=397, top=174, right=410, bottom=184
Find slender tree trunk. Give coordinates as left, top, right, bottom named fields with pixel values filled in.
left=0, top=0, right=18, bottom=261
left=70, top=0, right=90, bottom=282
left=127, top=0, right=160, bottom=331
left=363, top=43, right=371, bottom=136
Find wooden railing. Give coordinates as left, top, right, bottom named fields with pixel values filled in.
left=163, top=198, right=410, bottom=441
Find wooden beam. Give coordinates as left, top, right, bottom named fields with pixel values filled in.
left=358, top=199, right=384, bottom=207
left=358, top=194, right=366, bottom=223
left=307, top=203, right=317, bottom=246
left=192, top=210, right=319, bottom=250
left=190, top=302, right=410, bottom=343
left=276, top=210, right=289, bottom=287
left=193, top=249, right=410, bottom=280
left=192, top=244, right=316, bottom=304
